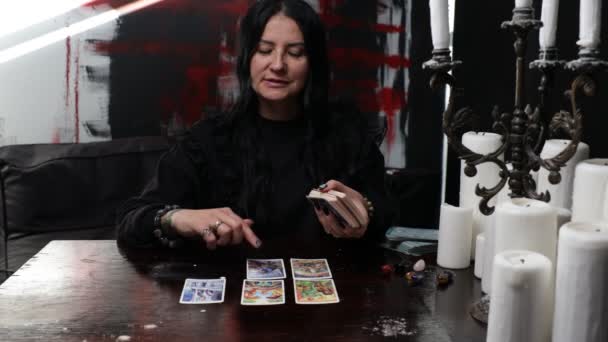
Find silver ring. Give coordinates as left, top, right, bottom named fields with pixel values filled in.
left=208, top=220, right=224, bottom=234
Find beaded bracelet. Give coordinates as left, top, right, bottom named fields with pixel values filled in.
left=363, top=196, right=374, bottom=218
left=153, top=205, right=183, bottom=248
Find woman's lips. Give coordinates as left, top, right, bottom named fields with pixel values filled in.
left=264, top=78, right=289, bottom=87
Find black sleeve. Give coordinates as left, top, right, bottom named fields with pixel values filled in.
left=349, top=139, right=394, bottom=242
left=360, top=142, right=394, bottom=241
left=116, top=133, right=206, bottom=248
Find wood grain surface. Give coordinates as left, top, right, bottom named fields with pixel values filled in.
left=0, top=238, right=486, bottom=341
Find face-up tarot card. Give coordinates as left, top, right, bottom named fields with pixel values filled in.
left=246, top=259, right=286, bottom=279
left=290, top=258, right=332, bottom=279
left=179, top=278, right=226, bottom=304
left=294, top=279, right=340, bottom=304
left=241, top=280, right=286, bottom=305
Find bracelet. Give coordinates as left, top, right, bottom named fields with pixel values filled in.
left=161, top=208, right=180, bottom=231
left=363, top=196, right=374, bottom=218
left=153, top=205, right=183, bottom=248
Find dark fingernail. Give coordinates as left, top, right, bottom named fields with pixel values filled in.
left=318, top=183, right=327, bottom=190
left=322, top=207, right=329, bottom=215
left=255, top=239, right=262, bottom=248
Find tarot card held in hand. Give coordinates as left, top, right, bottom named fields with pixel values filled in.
left=294, top=279, right=340, bottom=304
left=241, top=280, right=286, bottom=305
left=179, top=278, right=226, bottom=304
left=246, top=259, right=286, bottom=279
left=290, top=258, right=332, bottom=279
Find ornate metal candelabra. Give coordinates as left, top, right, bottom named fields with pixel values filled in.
left=424, top=6, right=607, bottom=323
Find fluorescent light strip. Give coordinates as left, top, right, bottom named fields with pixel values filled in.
left=0, top=0, right=166, bottom=64
left=0, top=0, right=96, bottom=39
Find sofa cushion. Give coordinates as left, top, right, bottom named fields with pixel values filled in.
left=0, top=137, right=169, bottom=234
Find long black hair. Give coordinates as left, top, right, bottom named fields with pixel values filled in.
left=221, top=0, right=330, bottom=224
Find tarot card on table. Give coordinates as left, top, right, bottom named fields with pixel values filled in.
left=179, top=278, right=226, bottom=304
left=294, top=279, right=339, bottom=304
left=290, top=258, right=332, bottom=279
left=241, top=280, right=285, bottom=305
left=246, top=259, right=286, bottom=279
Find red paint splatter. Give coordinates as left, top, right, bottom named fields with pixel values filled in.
left=158, top=65, right=218, bottom=127
left=51, top=129, right=61, bottom=144
left=181, top=66, right=212, bottom=124
left=330, top=47, right=411, bottom=69
left=378, top=87, right=407, bottom=147
left=331, top=79, right=378, bottom=90
left=214, top=1, right=250, bottom=16
left=74, top=47, right=80, bottom=143
left=321, top=13, right=404, bottom=33
left=89, top=40, right=218, bottom=59
left=343, top=86, right=407, bottom=147
left=318, top=0, right=346, bottom=15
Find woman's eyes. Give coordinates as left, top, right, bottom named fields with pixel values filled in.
left=257, top=48, right=273, bottom=55
left=288, top=49, right=305, bottom=57
left=256, top=47, right=305, bottom=57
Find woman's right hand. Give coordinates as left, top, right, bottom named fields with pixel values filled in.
left=169, top=208, right=261, bottom=250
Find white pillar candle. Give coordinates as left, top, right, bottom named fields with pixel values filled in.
left=557, top=207, right=571, bottom=230
left=484, top=198, right=557, bottom=294
left=429, top=0, right=450, bottom=50
left=539, top=0, right=560, bottom=49
left=487, top=250, right=553, bottom=342
left=572, top=159, right=608, bottom=222
left=552, top=222, right=608, bottom=342
left=537, top=140, right=589, bottom=210
left=481, top=213, right=496, bottom=292
left=437, top=204, right=473, bottom=269
left=515, top=0, right=533, bottom=7
left=460, top=132, right=503, bottom=258
left=474, top=233, right=485, bottom=278
left=578, top=0, right=603, bottom=49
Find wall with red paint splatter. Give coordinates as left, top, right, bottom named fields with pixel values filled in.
left=0, top=0, right=421, bottom=169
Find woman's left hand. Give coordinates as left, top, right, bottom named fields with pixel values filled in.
left=313, top=180, right=369, bottom=239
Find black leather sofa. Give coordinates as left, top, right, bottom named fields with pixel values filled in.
left=0, top=137, right=169, bottom=282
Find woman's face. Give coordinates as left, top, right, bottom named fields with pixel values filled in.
left=250, top=14, right=309, bottom=109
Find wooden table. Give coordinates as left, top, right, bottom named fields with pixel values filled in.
left=0, top=238, right=486, bottom=341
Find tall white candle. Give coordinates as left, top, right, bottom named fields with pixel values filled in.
left=539, top=0, right=560, bottom=49
left=487, top=250, right=553, bottom=342
left=515, top=0, right=533, bottom=7
left=572, top=159, right=608, bottom=222
left=552, top=222, right=608, bottom=342
left=474, top=233, right=485, bottom=278
left=481, top=214, right=496, bottom=292
left=460, top=131, right=503, bottom=258
left=484, top=198, right=557, bottom=294
left=437, top=204, right=473, bottom=269
left=429, top=0, right=450, bottom=50
left=537, top=140, right=589, bottom=210
left=578, top=0, right=603, bottom=49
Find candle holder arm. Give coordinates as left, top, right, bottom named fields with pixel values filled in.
left=525, top=73, right=590, bottom=195
left=433, top=71, right=510, bottom=215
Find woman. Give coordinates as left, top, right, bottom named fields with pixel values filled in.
left=116, top=0, right=392, bottom=249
